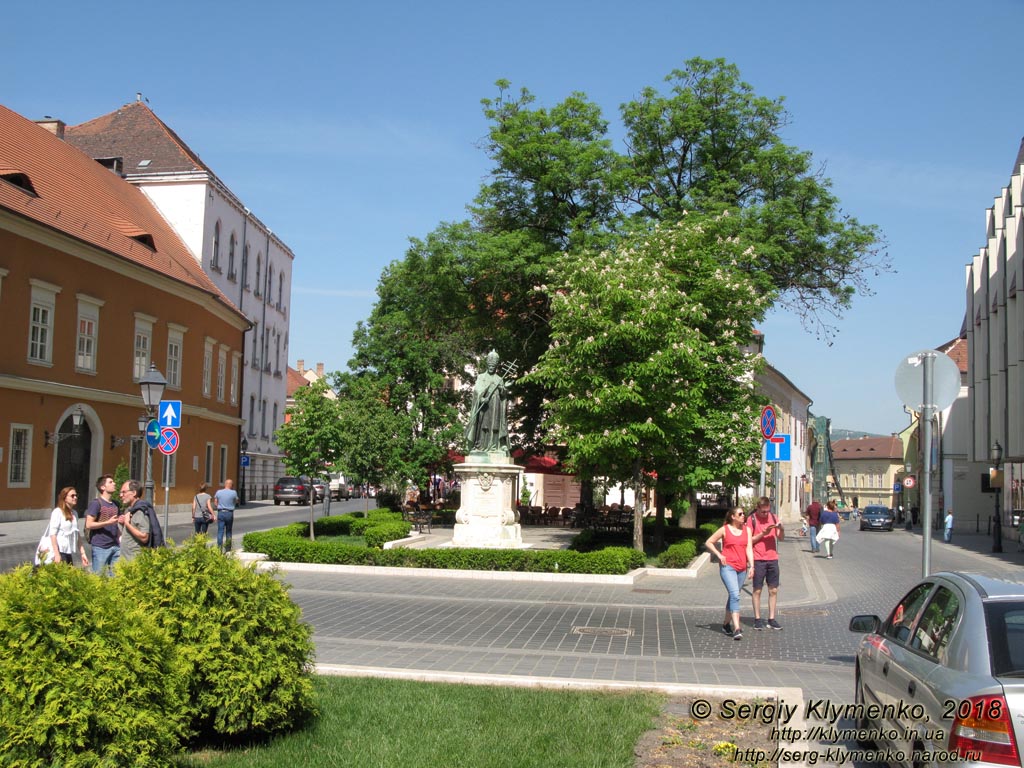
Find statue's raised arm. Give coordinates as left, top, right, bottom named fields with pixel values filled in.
left=464, top=350, right=510, bottom=454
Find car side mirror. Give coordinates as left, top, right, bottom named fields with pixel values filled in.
left=849, top=615, right=881, bottom=633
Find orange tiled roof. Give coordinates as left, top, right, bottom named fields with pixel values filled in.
left=0, top=104, right=241, bottom=318
left=831, top=436, right=903, bottom=461
left=286, top=367, right=310, bottom=397
left=65, top=101, right=209, bottom=177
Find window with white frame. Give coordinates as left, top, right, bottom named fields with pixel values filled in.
left=248, top=396, right=256, bottom=436
left=8, top=424, right=31, bottom=487
left=216, top=347, right=227, bottom=402
left=202, top=338, right=214, bottom=398
left=242, top=244, right=250, bottom=289
left=267, top=265, right=273, bottom=304
left=205, top=443, right=214, bottom=485
left=166, top=323, right=187, bottom=390
left=277, top=272, right=284, bottom=310
left=230, top=353, right=241, bottom=405
left=219, top=444, right=228, bottom=484
left=274, top=335, right=281, bottom=374
left=28, top=279, right=61, bottom=365
left=261, top=399, right=268, bottom=437
left=254, top=254, right=262, bottom=297
left=251, top=323, right=259, bottom=369
left=133, top=313, right=155, bottom=380
left=75, top=294, right=103, bottom=373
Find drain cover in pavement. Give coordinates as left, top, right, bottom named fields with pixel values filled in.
left=572, top=626, right=635, bottom=637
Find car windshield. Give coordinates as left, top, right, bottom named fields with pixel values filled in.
left=984, top=600, right=1024, bottom=676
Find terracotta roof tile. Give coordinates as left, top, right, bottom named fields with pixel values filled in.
left=65, top=101, right=209, bottom=177
left=286, top=366, right=310, bottom=397
left=0, top=104, right=240, bottom=318
left=831, top=436, right=903, bottom=460
left=936, top=336, right=968, bottom=374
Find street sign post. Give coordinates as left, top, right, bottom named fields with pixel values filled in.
left=158, top=427, right=179, bottom=456
left=158, top=400, right=182, bottom=429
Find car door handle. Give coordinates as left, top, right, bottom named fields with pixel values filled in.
left=882, top=661, right=889, bottom=676
left=907, top=681, right=916, bottom=697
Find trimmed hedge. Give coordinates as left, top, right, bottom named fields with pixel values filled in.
left=243, top=527, right=645, bottom=575
left=657, top=539, right=699, bottom=568
left=364, top=521, right=414, bottom=548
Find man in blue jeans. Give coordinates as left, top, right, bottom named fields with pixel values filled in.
left=214, top=479, right=239, bottom=552
left=85, top=474, right=120, bottom=575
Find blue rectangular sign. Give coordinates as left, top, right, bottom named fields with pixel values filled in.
left=766, top=433, right=791, bottom=462
left=158, top=400, right=182, bottom=428
left=240, top=455, right=251, bottom=468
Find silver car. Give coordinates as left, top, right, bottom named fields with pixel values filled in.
left=849, top=572, right=1023, bottom=766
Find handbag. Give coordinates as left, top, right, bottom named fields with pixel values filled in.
left=195, top=496, right=212, bottom=522
left=35, top=526, right=55, bottom=566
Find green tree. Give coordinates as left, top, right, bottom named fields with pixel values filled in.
left=274, top=379, right=344, bottom=540
left=526, top=215, right=770, bottom=550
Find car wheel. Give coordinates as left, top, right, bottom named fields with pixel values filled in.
left=854, top=671, right=875, bottom=747
left=274, top=500, right=280, bottom=505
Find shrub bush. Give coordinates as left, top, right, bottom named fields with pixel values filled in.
left=0, top=564, right=186, bottom=766
left=115, top=538, right=317, bottom=742
left=364, top=521, right=413, bottom=548
left=657, top=539, right=699, bottom=568
left=375, top=489, right=402, bottom=511
left=698, top=522, right=719, bottom=540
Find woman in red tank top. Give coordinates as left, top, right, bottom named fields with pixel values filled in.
left=704, top=507, right=754, bottom=640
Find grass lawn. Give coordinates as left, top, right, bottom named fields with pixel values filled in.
left=180, top=675, right=664, bottom=768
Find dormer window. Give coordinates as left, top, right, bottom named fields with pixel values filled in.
left=1, top=171, right=37, bottom=196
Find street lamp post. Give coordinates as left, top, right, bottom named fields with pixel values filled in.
left=992, top=440, right=1004, bottom=553
left=139, top=363, right=167, bottom=502
left=240, top=435, right=248, bottom=506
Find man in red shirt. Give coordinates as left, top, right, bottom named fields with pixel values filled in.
left=804, top=499, right=822, bottom=553
left=746, top=496, right=785, bottom=630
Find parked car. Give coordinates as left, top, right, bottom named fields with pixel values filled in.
left=849, top=571, right=1023, bottom=765
left=859, top=505, right=895, bottom=531
left=328, top=473, right=348, bottom=501
left=273, top=476, right=313, bottom=505
left=312, top=478, right=327, bottom=502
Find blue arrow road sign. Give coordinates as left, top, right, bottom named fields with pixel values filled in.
left=765, top=433, right=791, bottom=462
left=158, top=400, right=182, bottom=428
left=145, top=419, right=161, bottom=449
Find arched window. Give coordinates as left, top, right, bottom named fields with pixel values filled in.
left=266, top=265, right=273, bottom=304
left=278, top=272, right=284, bottom=309
left=255, top=254, right=262, bottom=297
left=242, top=244, right=250, bottom=289
left=228, top=232, right=237, bottom=280
left=211, top=221, right=221, bottom=270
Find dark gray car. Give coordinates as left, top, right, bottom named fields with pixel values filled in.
left=860, top=505, right=895, bottom=531
left=273, top=476, right=313, bottom=505
left=849, top=572, right=1023, bottom=766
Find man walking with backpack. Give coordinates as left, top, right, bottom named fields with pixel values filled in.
left=117, top=480, right=152, bottom=561
left=746, top=495, right=785, bottom=630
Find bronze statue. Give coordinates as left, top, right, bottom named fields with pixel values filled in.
left=465, top=350, right=510, bottom=454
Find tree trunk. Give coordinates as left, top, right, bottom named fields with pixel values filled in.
left=633, top=460, right=645, bottom=552
left=308, top=489, right=316, bottom=541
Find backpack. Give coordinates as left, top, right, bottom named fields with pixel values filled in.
left=135, top=502, right=167, bottom=548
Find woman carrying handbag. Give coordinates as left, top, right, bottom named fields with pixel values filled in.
left=35, top=486, right=90, bottom=568
left=192, top=482, right=215, bottom=535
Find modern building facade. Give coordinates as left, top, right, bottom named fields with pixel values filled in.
left=63, top=98, right=293, bottom=502
left=0, top=105, right=248, bottom=520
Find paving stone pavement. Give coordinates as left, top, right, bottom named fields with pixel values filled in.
left=272, top=522, right=1024, bottom=702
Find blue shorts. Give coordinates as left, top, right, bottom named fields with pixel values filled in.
left=753, top=560, right=780, bottom=589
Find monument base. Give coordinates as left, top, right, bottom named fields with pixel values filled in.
left=451, top=453, right=524, bottom=548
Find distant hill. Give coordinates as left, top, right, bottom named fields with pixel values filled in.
left=830, top=428, right=886, bottom=441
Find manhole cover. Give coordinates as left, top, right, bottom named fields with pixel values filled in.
left=572, top=626, right=635, bottom=638
left=633, top=588, right=671, bottom=594
left=779, top=607, right=829, bottom=616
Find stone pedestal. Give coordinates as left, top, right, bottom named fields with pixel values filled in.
left=452, top=453, right=524, bottom=548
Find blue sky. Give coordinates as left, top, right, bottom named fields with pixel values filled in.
left=8, top=0, right=1024, bottom=434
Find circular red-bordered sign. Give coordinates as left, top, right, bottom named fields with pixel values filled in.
left=760, top=405, right=777, bottom=440
left=903, top=475, right=916, bottom=489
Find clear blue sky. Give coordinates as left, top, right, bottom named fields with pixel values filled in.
left=8, top=0, right=1024, bottom=435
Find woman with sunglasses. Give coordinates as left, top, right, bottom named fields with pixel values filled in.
left=704, top=506, right=754, bottom=640
left=38, top=486, right=90, bottom=568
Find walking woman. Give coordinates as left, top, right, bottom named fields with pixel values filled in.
left=192, top=482, right=215, bottom=535
left=705, top=507, right=754, bottom=640
left=38, top=486, right=90, bottom=568
left=816, top=500, right=841, bottom=559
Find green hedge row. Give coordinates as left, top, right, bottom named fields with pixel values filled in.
left=243, top=527, right=645, bottom=575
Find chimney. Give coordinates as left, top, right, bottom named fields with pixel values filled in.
left=297, top=359, right=304, bottom=375
left=35, top=118, right=66, bottom=140
left=316, top=363, right=324, bottom=378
